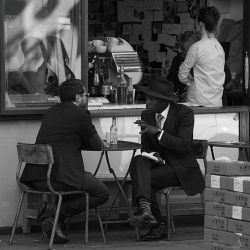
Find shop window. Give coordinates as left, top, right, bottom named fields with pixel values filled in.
left=2, top=0, right=84, bottom=114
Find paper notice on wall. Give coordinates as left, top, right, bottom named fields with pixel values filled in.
left=143, top=40, right=152, bottom=51
left=148, top=52, right=157, bottom=62
left=182, top=23, right=195, bottom=33
left=179, top=13, right=193, bottom=24
left=163, top=34, right=176, bottom=47
left=162, top=24, right=182, bottom=35
left=117, top=1, right=134, bottom=22
left=142, top=29, right=152, bottom=43
left=129, top=33, right=138, bottom=44
left=133, top=23, right=143, bottom=35
left=177, top=1, right=188, bottom=12
left=144, top=0, right=163, bottom=11
left=153, top=52, right=167, bottom=63
left=150, top=41, right=160, bottom=52
left=123, top=24, right=133, bottom=35
left=158, top=33, right=169, bottom=44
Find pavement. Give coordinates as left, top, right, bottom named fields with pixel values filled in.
left=0, top=220, right=206, bottom=250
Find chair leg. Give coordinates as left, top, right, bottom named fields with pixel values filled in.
left=200, top=191, right=205, bottom=210
left=95, top=208, right=106, bottom=243
left=165, top=188, right=173, bottom=241
left=170, top=213, right=176, bottom=233
left=85, top=193, right=89, bottom=244
left=48, top=195, right=62, bottom=250
left=9, top=191, right=26, bottom=244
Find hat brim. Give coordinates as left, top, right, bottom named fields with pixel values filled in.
left=139, top=86, right=179, bottom=102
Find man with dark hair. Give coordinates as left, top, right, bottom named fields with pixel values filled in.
left=128, top=78, right=204, bottom=240
left=167, top=31, right=199, bottom=100
left=179, top=6, right=225, bottom=107
left=21, top=79, right=109, bottom=243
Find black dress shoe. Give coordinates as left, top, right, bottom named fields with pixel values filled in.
left=41, top=217, right=69, bottom=244
left=127, top=211, right=157, bottom=228
left=141, top=224, right=167, bottom=241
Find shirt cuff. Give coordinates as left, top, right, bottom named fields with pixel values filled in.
left=157, top=130, right=164, bottom=140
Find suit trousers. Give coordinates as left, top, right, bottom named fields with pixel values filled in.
left=130, top=155, right=180, bottom=222
left=31, top=171, right=109, bottom=222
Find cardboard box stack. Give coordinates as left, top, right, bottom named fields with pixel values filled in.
left=204, top=160, right=250, bottom=250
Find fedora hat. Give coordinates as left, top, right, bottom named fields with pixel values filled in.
left=139, top=78, right=179, bottom=101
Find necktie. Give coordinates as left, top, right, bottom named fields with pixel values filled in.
left=156, top=113, right=164, bottom=130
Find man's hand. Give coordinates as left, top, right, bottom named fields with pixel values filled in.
left=102, top=140, right=110, bottom=148
left=134, top=120, right=160, bottom=135
left=153, top=152, right=165, bottom=165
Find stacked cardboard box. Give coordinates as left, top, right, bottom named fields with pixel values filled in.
left=204, top=160, right=250, bottom=250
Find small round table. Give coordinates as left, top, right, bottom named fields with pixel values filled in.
left=88, top=140, right=141, bottom=238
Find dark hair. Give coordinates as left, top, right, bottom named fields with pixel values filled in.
left=59, top=79, right=86, bottom=102
left=198, top=6, right=220, bottom=33
left=180, top=31, right=199, bottom=51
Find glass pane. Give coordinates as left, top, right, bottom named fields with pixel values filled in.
left=4, top=0, right=81, bottom=109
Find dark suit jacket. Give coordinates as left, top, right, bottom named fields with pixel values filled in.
left=141, top=102, right=204, bottom=195
left=21, top=102, right=104, bottom=189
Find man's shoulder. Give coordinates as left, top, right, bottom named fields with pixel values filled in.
left=50, top=102, right=88, bottom=113
left=172, top=102, right=194, bottom=115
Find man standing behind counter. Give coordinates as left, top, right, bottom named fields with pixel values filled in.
left=21, top=79, right=109, bottom=243
left=178, top=6, right=225, bottom=107
left=128, top=78, right=205, bottom=240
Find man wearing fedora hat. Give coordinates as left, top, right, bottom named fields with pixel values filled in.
left=128, top=78, right=205, bottom=240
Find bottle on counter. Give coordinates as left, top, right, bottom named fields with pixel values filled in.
left=110, top=117, right=118, bottom=145
left=98, top=66, right=104, bottom=96
left=117, top=64, right=128, bottom=105
left=110, top=85, right=117, bottom=104
left=92, top=71, right=100, bottom=97
left=88, top=55, right=97, bottom=97
left=127, top=77, right=134, bottom=104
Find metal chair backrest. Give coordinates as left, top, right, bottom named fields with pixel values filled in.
left=16, top=142, right=55, bottom=192
left=192, top=139, right=208, bottom=172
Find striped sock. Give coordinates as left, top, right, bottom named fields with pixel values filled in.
left=139, top=197, right=151, bottom=213
left=139, top=197, right=157, bottom=223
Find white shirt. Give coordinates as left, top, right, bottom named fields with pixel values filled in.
left=178, top=34, right=225, bottom=107
left=156, top=103, right=170, bottom=140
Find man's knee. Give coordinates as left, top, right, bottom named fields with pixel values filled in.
left=130, top=155, right=150, bottom=172
left=101, top=184, right=110, bottom=203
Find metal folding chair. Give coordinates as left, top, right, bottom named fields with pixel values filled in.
left=9, top=142, right=106, bottom=250
left=158, top=139, right=208, bottom=240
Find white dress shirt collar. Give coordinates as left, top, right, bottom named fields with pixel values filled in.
left=155, top=103, right=170, bottom=129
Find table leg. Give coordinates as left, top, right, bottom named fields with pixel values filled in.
left=93, top=151, right=104, bottom=176
left=104, top=150, right=140, bottom=239
left=104, top=151, right=134, bottom=215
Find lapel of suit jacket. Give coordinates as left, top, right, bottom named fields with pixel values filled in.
left=162, top=103, right=176, bottom=134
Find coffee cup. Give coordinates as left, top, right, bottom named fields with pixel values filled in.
left=93, top=40, right=104, bottom=47
left=94, top=45, right=107, bottom=53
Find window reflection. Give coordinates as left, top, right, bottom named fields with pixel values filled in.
left=4, top=0, right=81, bottom=109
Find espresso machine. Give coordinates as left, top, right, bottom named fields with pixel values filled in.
left=88, top=37, right=142, bottom=103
